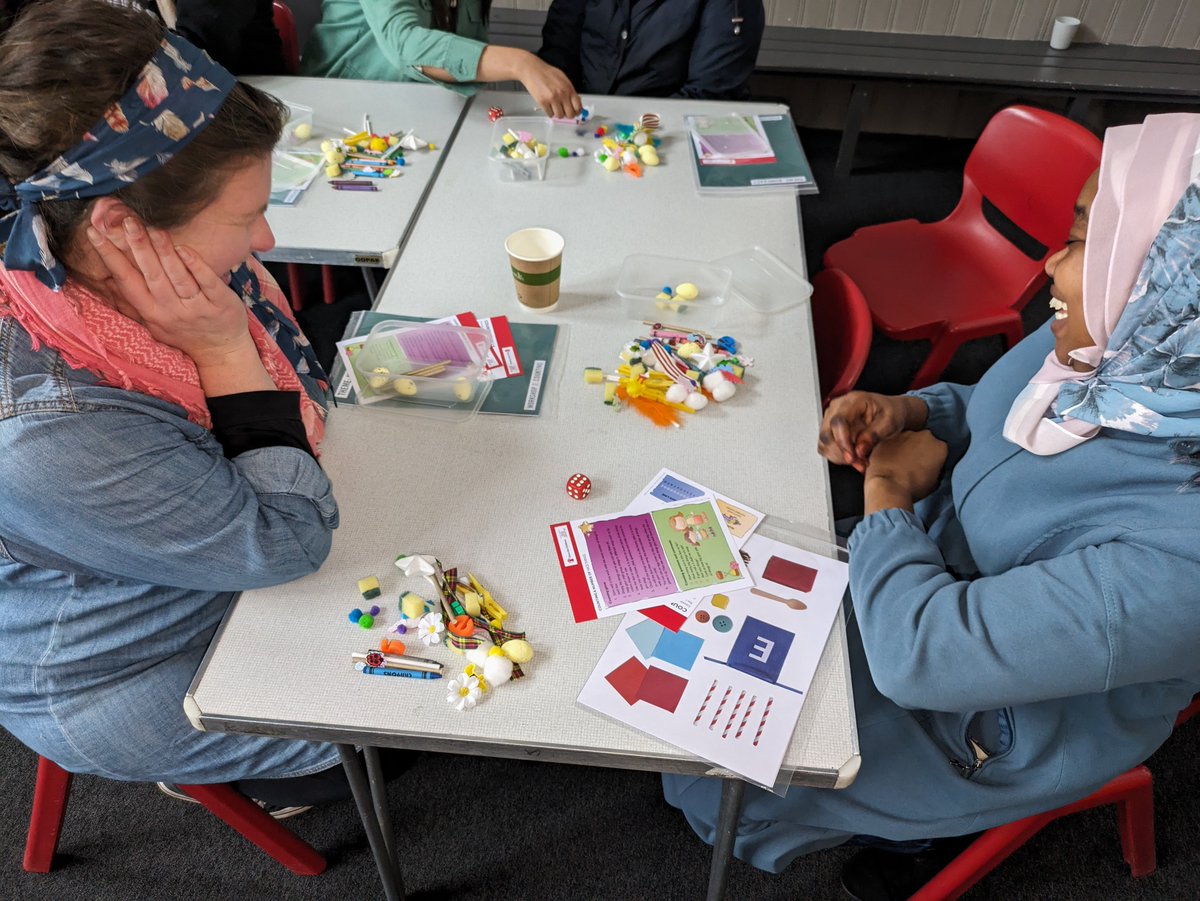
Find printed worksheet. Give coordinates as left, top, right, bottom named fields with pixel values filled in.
left=577, top=532, right=849, bottom=788
left=551, top=496, right=753, bottom=623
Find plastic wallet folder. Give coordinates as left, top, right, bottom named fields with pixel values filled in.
left=689, top=112, right=818, bottom=195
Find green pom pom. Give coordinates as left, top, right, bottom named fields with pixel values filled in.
left=358, top=614, right=375, bottom=629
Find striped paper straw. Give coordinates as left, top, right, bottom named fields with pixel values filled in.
left=693, top=679, right=718, bottom=726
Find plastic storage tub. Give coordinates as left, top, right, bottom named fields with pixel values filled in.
left=713, top=246, right=813, bottom=314
left=351, top=321, right=493, bottom=420
left=489, top=117, right=552, bottom=182
left=616, top=254, right=733, bottom=323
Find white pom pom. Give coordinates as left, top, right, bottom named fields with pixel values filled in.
left=685, top=391, right=708, bottom=410
left=666, top=384, right=689, bottom=404
left=466, top=644, right=493, bottom=666
left=702, top=372, right=725, bottom=392
left=483, top=654, right=514, bottom=686
left=711, top=380, right=737, bottom=402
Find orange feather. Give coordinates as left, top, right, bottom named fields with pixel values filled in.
left=616, top=385, right=681, bottom=428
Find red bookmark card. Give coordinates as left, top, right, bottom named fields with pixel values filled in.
left=550, top=522, right=597, bottom=623
left=479, top=315, right=522, bottom=378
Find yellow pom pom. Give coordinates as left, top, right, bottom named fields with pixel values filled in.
left=453, top=378, right=472, bottom=402
left=324, top=164, right=342, bottom=178
left=675, top=283, right=699, bottom=300
left=293, top=122, right=312, bottom=141
left=501, top=639, right=534, bottom=664
left=369, top=137, right=388, bottom=152
left=387, top=134, right=400, bottom=147
left=393, top=378, right=418, bottom=396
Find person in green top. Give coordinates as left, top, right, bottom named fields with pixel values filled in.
left=301, top=0, right=581, bottom=120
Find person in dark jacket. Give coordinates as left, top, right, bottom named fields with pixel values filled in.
left=538, top=0, right=764, bottom=100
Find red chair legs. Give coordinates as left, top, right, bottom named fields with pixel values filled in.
left=910, top=765, right=1155, bottom=901
left=179, top=783, right=326, bottom=876
left=23, top=756, right=325, bottom=877
left=23, top=757, right=72, bottom=873
left=908, top=311, right=1025, bottom=390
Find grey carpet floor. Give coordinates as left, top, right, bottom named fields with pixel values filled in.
left=4, top=126, right=1197, bottom=901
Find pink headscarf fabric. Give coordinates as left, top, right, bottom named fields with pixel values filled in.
left=1003, top=114, right=1200, bottom=455
left=0, top=256, right=326, bottom=453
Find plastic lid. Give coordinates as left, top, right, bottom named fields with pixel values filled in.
left=350, top=321, right=493, bottom=422
left=712, top=246, right=812, bottom=314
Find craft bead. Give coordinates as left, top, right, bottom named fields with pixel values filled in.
left=501, top=638, right=534, bottom=663
left=358, top=577, right=381, bottom=600
left=675, top=283, right=699, bottom=300
left=566, top=472, right=592, bottom=500
left=393, top=377, right=417, bottom=396
left=583, top=366, right=605, bottom=384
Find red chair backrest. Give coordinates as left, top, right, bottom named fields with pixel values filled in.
left=964, top=105, right=1101, bottom=252
left=811, top=268, right=872, bottom=407
left=273, top=1, right=300, bottom=75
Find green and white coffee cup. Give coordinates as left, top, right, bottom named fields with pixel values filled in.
left=505, top=227, right=564, bottom=312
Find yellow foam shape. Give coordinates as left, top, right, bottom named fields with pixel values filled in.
left=711, top=593, right=729, bottom=609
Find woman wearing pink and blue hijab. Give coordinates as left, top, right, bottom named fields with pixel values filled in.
left=0, top=0, right=348, bottom=809
left=665, top=113, right=1200, bottom=896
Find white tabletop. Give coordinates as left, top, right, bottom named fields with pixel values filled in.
left=187, top=91, right=859, bottom=787
left=247, top=76, right=468, bottom=268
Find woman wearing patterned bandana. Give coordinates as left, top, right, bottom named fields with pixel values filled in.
left=665, top=114, right=1200, bottom=898
left=0, top=1, right=353, bottom=809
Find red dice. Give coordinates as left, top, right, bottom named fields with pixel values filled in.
left=566, top=473, right=592, bottom=500
left=488, top=106, right=504, bottom=122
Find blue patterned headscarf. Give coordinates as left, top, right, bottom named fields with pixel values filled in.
left=1004, top=114, right=1200, bottom=455
left=0, top=32, right=234, bottom=290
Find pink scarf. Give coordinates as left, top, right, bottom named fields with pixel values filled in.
left=1003, top=114, right=1200, bottom=455
left=0, top=256, right=326, bottom=452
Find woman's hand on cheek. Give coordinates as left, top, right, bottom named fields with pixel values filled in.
left=86, top=217, right=252, bottom=367
left=862, top=430, right=948, bottom=514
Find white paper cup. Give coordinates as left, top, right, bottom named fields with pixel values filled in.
left=1050, top=16, right=1081, bottom=50
left=505, top=227, right=564, bottom=312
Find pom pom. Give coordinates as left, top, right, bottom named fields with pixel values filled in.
left=711, top=380, right=737, bottom=402
left=466, top=643, right=494, bottom=666
left=483, top=654, right=514, bottom=686
left=501, top=639, right=534, bottom=663
left=665, top=384, right=688, bottom=404
left=685, top=392, right=708, bottom=411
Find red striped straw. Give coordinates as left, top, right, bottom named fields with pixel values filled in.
left=709, top=686, right=732, bottom=729
left=722, top=691, right=747, bottom=739
left=735, top=695, right=757, bottom=739
left=753, top=697, right=774, bottom=747
left=693, top=679, right=718, bottom=726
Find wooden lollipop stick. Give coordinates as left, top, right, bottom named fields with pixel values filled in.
left=751, top=588, right=807, bottom=610
left=402, top=359, right=451, bottom=377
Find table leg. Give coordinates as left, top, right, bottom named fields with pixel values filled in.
left=836, top=84, right=870, bottom=178
left=361, top=267, right=379, bottom=301
left=705, top=777, right=746, bottom=901
left=364, top=746, right=400, bottom=873
left=338, top=744, right=406, bottom=901
left=1065, top=94, right=1092, bottom=123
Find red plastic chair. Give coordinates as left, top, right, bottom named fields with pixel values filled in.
left=824, top=105, right=1102, bottom=389
left=23, top=756, right=326, bottom=876
left=811, top=268, right=873, bottom=407
left=909, top=765, right=1155, bottom=900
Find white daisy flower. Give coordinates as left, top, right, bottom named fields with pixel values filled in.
left=416, top=612, right=445, bottom=646
left=446, top=674, right=482, bottom=711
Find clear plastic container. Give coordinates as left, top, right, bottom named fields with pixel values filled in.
left=489, top=117, right=552, bottom=182
left=712, top=246, right=813, bottom=314
left=352, top=321, right=493, bottom=420
left=615, top=254, right=733, bottom=323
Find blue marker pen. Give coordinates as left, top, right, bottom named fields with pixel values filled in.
left=357, top=664, right=441, bottom=680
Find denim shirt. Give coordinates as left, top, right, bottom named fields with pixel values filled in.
left=0, top=316, right=339, bottom=725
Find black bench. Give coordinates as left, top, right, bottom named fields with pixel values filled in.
left=490, top=9, right=1200, bottom=175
